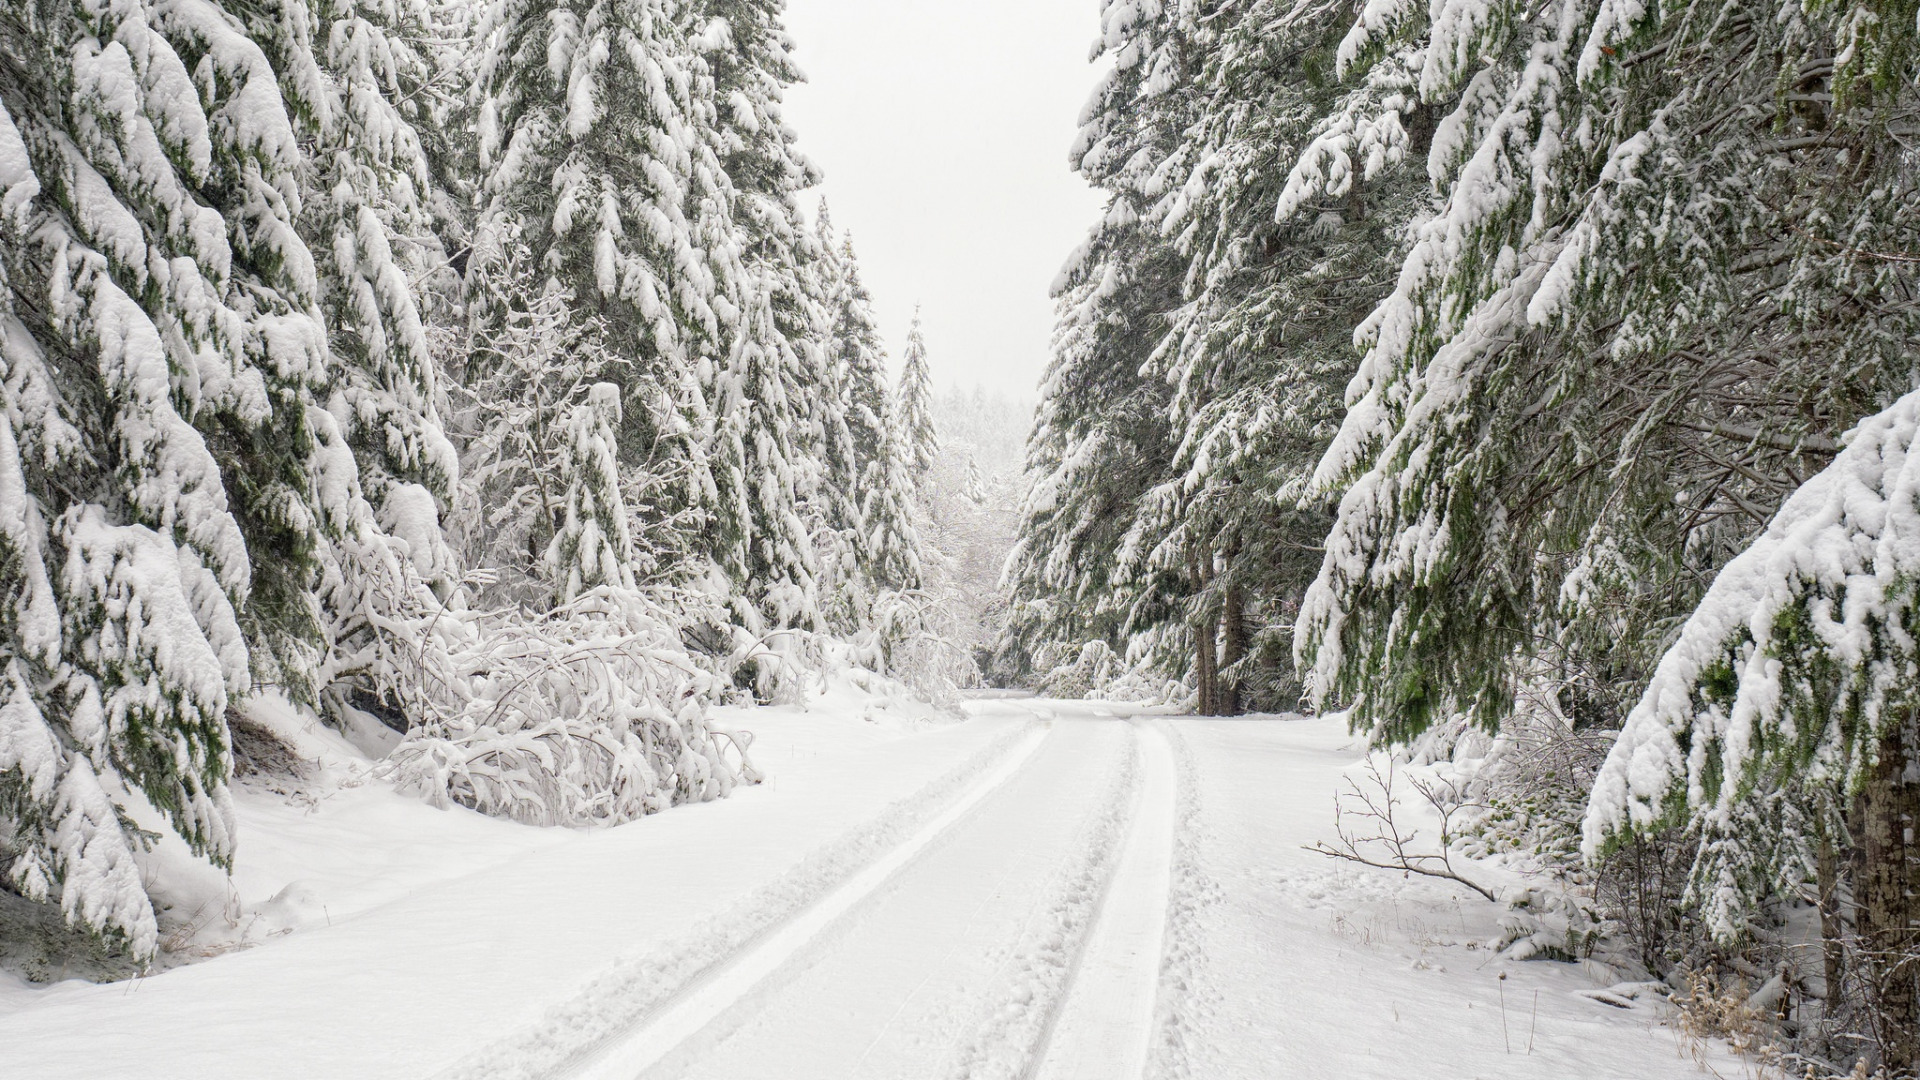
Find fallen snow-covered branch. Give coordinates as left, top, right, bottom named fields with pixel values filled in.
left=1309, top=757, right=1499, bottom=903
left=382, top=587, right=758, bottom=827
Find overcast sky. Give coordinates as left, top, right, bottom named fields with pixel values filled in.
left=781, top=0, right=1106, bottom=399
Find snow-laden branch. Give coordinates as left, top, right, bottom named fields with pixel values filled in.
left=1585, top=387, right=1920, bottom=861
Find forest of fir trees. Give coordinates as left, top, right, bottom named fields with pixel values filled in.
left=0, top=0, right=969, bottom=966
left=1002, top=0, right=1920, bottom=1073
left=13, top=0, right=1920, bottom=1070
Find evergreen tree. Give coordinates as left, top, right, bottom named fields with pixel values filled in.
left=1001, top=0, right=1193, bottom=698
left=711, top=284, right=819, bottom=634
left=963, top=453, right=986, bottom=506
left=295, top=0, right=461, bottom=512
left=816, top=211, right=920, bottom=602
left=469, top=0, right=735, bottom=588
left=277, top=0, right=474, bottom=728
left=0, top=0, right=334, bottom=955
left=1091, top=0, right=1430, bottom=714
left=685, top=0, right=824, bottom=639
left=803, top=205, right=865, bottom=632
left=549, top=383, right=636, bottom=602
left=817, top=211, right=890, bottom=498
left=1292, top=0, right=1920, bottom=748
left=895, top=311, right=938, bottom=482
left=685, top=0, right=823, bottom=401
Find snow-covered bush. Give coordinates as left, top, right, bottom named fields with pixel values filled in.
left=1034, top=641, right=1122, bottom=700
left=391, top=374, right=763, bottom=825
left=1031, top=639, right=1185, bottom=706
left=859, top=588, right=977, bottom=707
left=385, top=588, right=759, bottom=826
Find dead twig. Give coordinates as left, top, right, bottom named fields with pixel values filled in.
left=1308, top=757, right=1500, bottom=903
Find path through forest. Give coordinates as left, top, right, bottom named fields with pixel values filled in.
left=0, top=699, right=1736, bottom=1079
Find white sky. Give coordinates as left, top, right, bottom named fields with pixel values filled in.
left=781, top=0, right=1106, bottom=399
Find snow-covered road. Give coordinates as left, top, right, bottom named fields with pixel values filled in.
left=0, top=698, right=1735, bottom=1078
left=589, top=711, right=1146, bottom=1080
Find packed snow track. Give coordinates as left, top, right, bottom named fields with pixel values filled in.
left=571, top=703, right=1178, bottom=1080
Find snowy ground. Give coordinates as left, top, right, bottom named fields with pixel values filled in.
left=0, top=696, right=1739, bottom=1079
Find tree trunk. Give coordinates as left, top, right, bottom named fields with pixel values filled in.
left=1195, top=617, right=1217, bottom=717
left=1190, top=542, right=1219, bottom=716
left=1860, top=724, right=1920, bottom=1073
left=1220, top=581, right=1247, bottom=717
left=1817, top=820, right=1847, bottom=1007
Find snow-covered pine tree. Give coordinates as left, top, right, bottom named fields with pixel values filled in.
left=684, top=0, right=822, bottom=381
left=1001, top=0, right=1192, bottom=699
left=450, top=244, right=611, bottom=605
left=895, top=312, right=938, bottom=482
left=248, top=0, right=476, bottom=730
left=289, top=0, right=461, bottom=514
left=817, top=213, right=921, bottom=603
left=684, top=0, right=825, bottom=651
left=864, top=374, right=966, bottom=694
left=801, top=203, right=868, bottom=633
left=1094, top=0, right=1429, bottom=714
left=709, top=283, right=820, bottom=649
left=0, top=0, right=339, bottom=955
left=857, top=347, right=923, bottom=604
left=1293, top=0, right=1920, bottom=752
left=772, top=211, right=940, bottom=688
left=549, top=383, right=637, bottom=602
left=1585, top=386, right=1920, bottom=1066
left=470, top=0, right=735, bottom=589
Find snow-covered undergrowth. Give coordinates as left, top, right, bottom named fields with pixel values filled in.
left=1403, top=704, right=1611, bottom=884
left=1357, top=713, right=1632, bottom=971
left=384, top=590, right=761, bottom=828
left=1182, top=714, right=1742, bottom=1079
left=851, top=590, right=981, bottom=707
left=1032, top=640, right=1188, bottom=707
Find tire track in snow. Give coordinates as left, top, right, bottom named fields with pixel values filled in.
left=564, top=715, right=1053, bottom=1080
left=938, top=713, right=1182, bottom=1080
left=935, top=717, right=1143, bottom=1080
left=637, top=710, right=1139, bottom=1080
left=1140, top=720, right=1221, bottom=1080
left=433, top=716, right=1050, bottom=1080
left=1026, top=719, right=1179, bottom=1080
